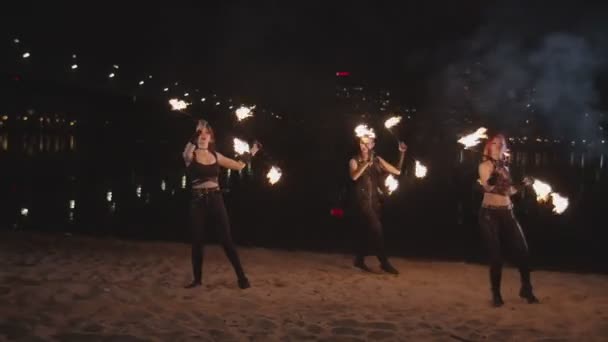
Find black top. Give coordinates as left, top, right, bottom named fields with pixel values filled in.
left=352, top=155, right=384, bottom=199
left=188, top=151, right=220, bottom=186
left=485, top=158, right=513, bottom=196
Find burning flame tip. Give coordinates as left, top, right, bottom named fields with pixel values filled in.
left=266, top=166, right=282, bottom=185
left=169, top=98, right=190, bottom=111
left=415, top=160, right=428, bottom=179
left=384, top=116, right=402, bottom=129
left=355, top=124, right=376, bottom=139
left=458, top=127, right=488, bottom=149
left=385, top=175, right=399, bottom=194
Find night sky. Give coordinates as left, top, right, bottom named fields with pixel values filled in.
left=1, top=1, right=607, bottom=117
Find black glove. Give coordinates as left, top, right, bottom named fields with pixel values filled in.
left=237, top=153, right=252, bottom=164
left=189, top=130, right=202, bottom=145
left=487, top=172, right=499, bottom=186
left=397, top=151, right=405, bottom=170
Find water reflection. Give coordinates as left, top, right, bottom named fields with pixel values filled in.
left=1, top=133, right=7, bottom=151
left=570, top=152, right=575, bottom=166
left=2, top=134, right=78, bottom=154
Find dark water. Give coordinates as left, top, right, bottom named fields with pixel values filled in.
left=1, top=130, right=607, bottom=274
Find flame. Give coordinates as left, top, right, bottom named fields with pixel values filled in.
left=384, top=116, right=402, bottom=129
left=266, top=166, right=282, bottom=185
left=355, top=124, right=376, bottom=139
left=415, top=160, right=428, bottom=179
left=169, top=98, right=190, bottom=111
left=550, top=193, right=569, bottom=214
left=233, top=138, right=250, bottom=155
left=530, top=179, right=570, bottom=214
left=235, top=105, right=255, bottom=121
left=457, top=127, right=488, bottom=149
left=385, top=174, right=399, bottom=195
left=532, top=179, right=552, bottom=202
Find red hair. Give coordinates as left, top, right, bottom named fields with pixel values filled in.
left=483, top=134, right=507, bottom=160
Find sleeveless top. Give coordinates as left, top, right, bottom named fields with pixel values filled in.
left=485, top=158, right=513, bottom=196
left=187, top=151, right=220, bottom=186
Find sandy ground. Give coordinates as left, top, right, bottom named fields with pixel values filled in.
left=0, top=231, right=607, bottom=341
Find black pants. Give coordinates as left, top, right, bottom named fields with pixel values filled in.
left=189, top=191, right=246, bottom=283
left=354, top=191, right=390, bottom=265
left=479, top=207, right=532, bottom=293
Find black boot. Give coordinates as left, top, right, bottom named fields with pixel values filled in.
left=492, top=290, right=504, bottom=307
left=238, top=277, right=251, bottom=289
left=380, top=261, right=399, bottom=275
left=184, top=280, right=202, bottom=289
left=519, top=286, right=540, bottom=304
left=354, top=257, right=373, bottom=272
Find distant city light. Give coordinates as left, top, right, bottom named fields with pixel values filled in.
left=22, top=52, right=30, bottom=59
left=71, top=64, right=78, bottom=70
left=69, top=200, right=76, bottom=209
left=13, top=38, right=20, bottom=44
left=184, top=93, right=189, bottom=97
left=72, top=54, right=77, bottom=59
left=139, top=80, right=144, bottom=85
left=336, top=72, right=350, bottom=77
left=20, top=208, right=28, bottom=216
left=163, top=87, right=169, bottom=92
left=108, top=73, right=115, bottom=78
left=201, top=98, right=206, bottom=102
left=113, top=64, right=119, bottom=69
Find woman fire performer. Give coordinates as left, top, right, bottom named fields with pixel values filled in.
left=349, top=132, right=407, bottom=274
left=478, top=134, right=539, bottom=306
left=183, top=120, right=260, bottom=289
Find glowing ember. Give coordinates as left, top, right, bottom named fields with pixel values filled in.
left=415, top=160, right=428, bottom=179
left=355, top=124, right=376, bottom=139
left=457, top=127, right=488, bottom=149
left=385, top=174, right=399, bottom=194
left=532, top=179, right=552, bottom=202
left=384, top=116, right=402, bottom=129
left=235, top=105, right=255, bottom=121
left=266, top=166, right=282, bottom=185
left=550, top=193, right=569, bottom=214
left=233, top=138, right=250, bottom=155
left=169, top=99, right=190, bottom=111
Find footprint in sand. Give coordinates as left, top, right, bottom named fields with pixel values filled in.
left=306, top=325, right=323, bottom=334
left=255, top=318, right=277, bottom=331
left=285, top=328, right=318, bottom=340
left=53, top=333, right=148, bottom=342
left=331, top=327, right=365, bottom=336
left=364, top=322, right=397, bottom=330
left=367, top=330, right=395, bottom=340
left=0, top=320, right=29, bottom=340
